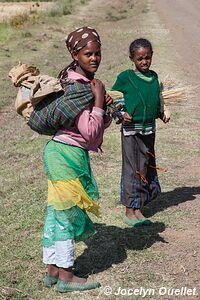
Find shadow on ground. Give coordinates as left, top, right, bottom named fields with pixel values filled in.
left=75, top=221, right=166, bottom=277
left=144, top=186, right=200, bottom=217
left=75, top=186, right=200, bottom=277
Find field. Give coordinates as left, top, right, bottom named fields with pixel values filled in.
left=0, top=0, right=200, bottom=299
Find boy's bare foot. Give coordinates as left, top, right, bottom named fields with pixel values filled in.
left=126, top=207, right=146, bottom=220
left=59, top=267, right=87, bottom=284
left=134, top=209, right=146, bottom=220
left=125, top=207, right=138, bottom=219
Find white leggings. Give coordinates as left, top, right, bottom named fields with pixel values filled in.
left=43, top=239, right=74, bottom=268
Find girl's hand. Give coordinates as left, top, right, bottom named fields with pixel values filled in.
left=122, top=112, right=132, bottom=124
left=105, top=93, right=113, bottom=106
left=90, top=79, right=105, bottom=108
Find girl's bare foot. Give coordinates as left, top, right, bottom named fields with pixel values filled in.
left=59, top=267, right=87, bottom=284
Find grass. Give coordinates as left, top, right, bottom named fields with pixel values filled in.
left=0, top=22, right=15, bottom=42
left=1, top=0, right=200, bottom=299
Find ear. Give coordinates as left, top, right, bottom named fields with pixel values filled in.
left=72, top=51, right=78, bottom=62
left=129, top=55, right=134, bottom=61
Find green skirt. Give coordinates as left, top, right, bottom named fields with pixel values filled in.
left=43, top=140, right=99, bottom=246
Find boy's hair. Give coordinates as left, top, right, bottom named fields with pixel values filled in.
left=129, top=38, right=153, bottom=57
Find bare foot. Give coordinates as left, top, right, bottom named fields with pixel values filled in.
left=59, top=267, right=87, bottom=284
left=125, top=207, right=137, bottom=219
left=134, top=209, right=145, bottom=220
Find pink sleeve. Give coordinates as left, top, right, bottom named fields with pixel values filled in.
left=75, top=106, right=105, bottom=142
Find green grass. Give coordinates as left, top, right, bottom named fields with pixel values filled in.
left=0, top=22, right=14, bottom=42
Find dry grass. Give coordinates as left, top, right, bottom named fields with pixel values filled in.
left=161, top=78, right=197, bottom=104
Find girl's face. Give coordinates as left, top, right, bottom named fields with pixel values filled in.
left=73, top=41, right=101, bottom=79
left=130, top=47, right=153, bottom=73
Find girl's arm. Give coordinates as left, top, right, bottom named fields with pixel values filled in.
left=75, top=106, right=105, bottom=142
left=75, top=79, right=111, bottom=142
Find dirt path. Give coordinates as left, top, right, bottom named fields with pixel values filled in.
left=148, top=1, right=200, bottom=298
left=154, top=0, right=200, bottom=85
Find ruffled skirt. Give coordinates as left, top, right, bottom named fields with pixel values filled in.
left=42, top=140, right=99, bottom=247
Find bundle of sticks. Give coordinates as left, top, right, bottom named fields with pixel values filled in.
left=161, top=78, right=194, bottom=104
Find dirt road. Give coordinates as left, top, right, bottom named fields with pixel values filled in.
left=154, top=0, right=200, bottom=84
left=150, top=1, right=200, bottom=298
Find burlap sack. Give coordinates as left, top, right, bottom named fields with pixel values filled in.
left=9, top=62, right=62, bottom=119
left=15, top=86, right=33, bottom=121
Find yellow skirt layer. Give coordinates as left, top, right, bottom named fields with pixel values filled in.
left=48, top=178, right=100, bottom=217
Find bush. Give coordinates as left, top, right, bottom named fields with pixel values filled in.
left=9, top=13, right=29, bottom=28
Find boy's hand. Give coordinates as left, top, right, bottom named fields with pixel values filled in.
left=122, top=112, right=132, bottom=124
left=160, top=112, right=170, bottom=123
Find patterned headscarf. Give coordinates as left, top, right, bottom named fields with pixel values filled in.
left=65, top=26, right=101, bottom=54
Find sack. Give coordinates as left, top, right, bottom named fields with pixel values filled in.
left=9, top=62, right=63, bottom=123
left=9, top=62, right=40, bottom=87
left=15, top=86, right=33, bottom=121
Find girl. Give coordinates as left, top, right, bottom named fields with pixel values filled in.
left=112, top=38, right=169, bottom=227
left=42, top=27, right=112, bottom=292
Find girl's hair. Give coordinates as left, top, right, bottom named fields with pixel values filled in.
left=129, top=38, right=153, bottom=57
left=58, top=61, right=77, bottom=80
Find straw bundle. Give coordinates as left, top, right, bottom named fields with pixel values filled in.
left=162, top=87, right=187, bottom=104
left=161, top=78, right=194, bottom=104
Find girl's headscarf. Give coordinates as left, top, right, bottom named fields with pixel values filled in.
left=59, top=26, right=101, bottom=80
left=65, top=26, right=101, bottom=55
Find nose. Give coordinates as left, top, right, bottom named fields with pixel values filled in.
left=141, top=59, right=147, bottom=64
left=91, top=54, right=97, bottom=61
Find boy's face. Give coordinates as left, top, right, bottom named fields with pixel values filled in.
left=73, top=41, right=101, bottom=78
left=130, top=47, right=153, bottom=73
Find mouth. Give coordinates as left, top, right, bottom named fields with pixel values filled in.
left=90, top=64, right=99, bottom=68
left=141, top=66, right=149, bottom=72
left=141, top=65, right=148, bottom=69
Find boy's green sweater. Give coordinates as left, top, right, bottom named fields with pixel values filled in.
left=112, top=69, right=160, bottom=124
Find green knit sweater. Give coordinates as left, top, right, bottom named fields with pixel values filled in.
left=112, top=69, right=160, bottom=125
